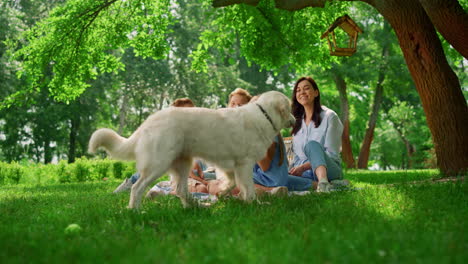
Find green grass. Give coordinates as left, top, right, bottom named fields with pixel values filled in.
left=0, top=170, right=466, bottom=263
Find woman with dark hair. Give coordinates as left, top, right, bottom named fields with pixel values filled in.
left=288, top=77, right=346, bottom=192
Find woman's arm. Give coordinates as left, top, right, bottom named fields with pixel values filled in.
left=324, top=113, right=344, bottom=156
left=288, top=162, right=311, bottom=176
left=257, top=141, right=277, bottom=171
left=189, top=162, right=208, bottom=185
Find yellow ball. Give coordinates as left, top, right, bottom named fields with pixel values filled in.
left=64, top=223, right=82, bottom=235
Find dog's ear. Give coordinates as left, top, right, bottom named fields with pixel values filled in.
left=276, top=99, right=290, bottom=119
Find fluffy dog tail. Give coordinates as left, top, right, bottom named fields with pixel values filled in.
left=88, top=128, right=138, bottom=160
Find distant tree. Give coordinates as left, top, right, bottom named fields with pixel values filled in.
left=2, top=0, right=466, bottom=174
left=210, top=0, right=468, bottom=176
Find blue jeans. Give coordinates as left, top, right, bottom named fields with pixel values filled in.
left=286, top=175, right=313, bottom=191
left=301, top=141, right=342, bottom=181
left=192, top=160, right=216, bottom=180
left=130, top=172, right=140, bottom=184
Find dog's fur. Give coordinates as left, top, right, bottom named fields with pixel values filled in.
left=88, top=91, right=295, bottom=209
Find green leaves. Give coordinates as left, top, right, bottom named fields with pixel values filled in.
left=4, top=0, right=174, bottom=107
left=192, top=0, right=349, bottom=73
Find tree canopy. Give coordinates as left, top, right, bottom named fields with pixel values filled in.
left=1, top=0, right=467, bottom=175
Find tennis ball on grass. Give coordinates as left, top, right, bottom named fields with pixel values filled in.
left=64, top=224, right=82, bottom=236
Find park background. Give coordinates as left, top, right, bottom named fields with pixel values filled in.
left=0, top=0, right=467, bottom=263
left=0, top=0, right=466, bottom=172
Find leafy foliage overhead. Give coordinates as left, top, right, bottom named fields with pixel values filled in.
left=4, top=0, right=352, bottom=107
left=5, top=0, right=173, bottom=106
left=192, top=0, right=349, bottom=73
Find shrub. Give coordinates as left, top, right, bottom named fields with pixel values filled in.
left=56, top=160, right=72, bottom=183
left=73, top=159, right=91, bottom=182
left=0, top=159, right=135, bottom=184
left=0, top=162, right=6, bottom=185
left=6, top=162, right=24, bottom=184
left=123, top=162, right=136, bottom=178
left=112, top=161, right=124, bottom=179
left=94, top=161, right=110, bottom=180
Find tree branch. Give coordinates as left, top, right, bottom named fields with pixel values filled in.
left=212, top=0, right=362, bottom=11
left=255, top=7, right=296, bottom=52
left=418, top=0, right=468, bottom=59
left=274, top=0, right=327, bottom=11
left=212, top=0, right=260, bottom=8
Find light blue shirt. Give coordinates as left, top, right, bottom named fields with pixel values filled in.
left=292, top=106, right=343, bottom=166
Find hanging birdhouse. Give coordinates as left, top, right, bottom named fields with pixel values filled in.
left=321, top=14, right=363, bottom=56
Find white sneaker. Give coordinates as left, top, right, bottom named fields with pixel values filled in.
left=113, top=178, right=133, bottom=193
left=316, top=182, right=333, bottom=193
left=269, top=186, right=288, bottom=196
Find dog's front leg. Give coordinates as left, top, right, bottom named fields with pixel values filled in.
left=234, top=163, right=256, bottom=202
left=171, top=158, right=196, bottom=208
left=173, top=175, right=194, bottom=208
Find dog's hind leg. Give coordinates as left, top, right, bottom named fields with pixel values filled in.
left=234, top=163, right=256, bottom=202
left=128, top=163, right=169, bottom=210
left=170, top=157, right=195, bottom=208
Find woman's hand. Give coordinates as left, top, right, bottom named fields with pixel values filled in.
left=288, top=163, right=310, bottom=176
left=189, top=162, right=208, bottom=185
left=289, top=166, right=304, bottom=176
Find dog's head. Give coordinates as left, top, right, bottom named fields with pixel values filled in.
left=256, top=91, right=295, bottom=130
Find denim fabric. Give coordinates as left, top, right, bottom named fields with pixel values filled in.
left=192, top=160, right=217, bottom=180
left=285, top=175, right=313, bottom=191
left=301, top=140, right=342, bottom=181
left=130, top=172, right=140, bottom=184
left=252, top=136, right=313, bottom=191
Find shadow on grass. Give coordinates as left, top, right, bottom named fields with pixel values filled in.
left=343, top=169, right=442, bottom=185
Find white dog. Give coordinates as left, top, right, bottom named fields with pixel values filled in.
left=88, top=91, right=295, bottom=209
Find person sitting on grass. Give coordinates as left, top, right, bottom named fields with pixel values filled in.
left=147, top=89, right=300, bottom=198
left=249, top=97, right=316, bottom=193
left=288, top=76, right=349, bottom=192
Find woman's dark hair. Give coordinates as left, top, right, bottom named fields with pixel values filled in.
left=291, top=77, right=323, bottom=135
left=277, top=134, right=287, bottom=167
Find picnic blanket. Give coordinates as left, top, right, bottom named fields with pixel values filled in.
left=149, top=181, right=314, bottom=205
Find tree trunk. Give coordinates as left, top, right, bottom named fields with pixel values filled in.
left=68, top=117, right=80, bottom=163
left=418, top=0, right=468, bottom=59
left=389, top=119, right=415, bottom=169
left=332, top=70, right=355, bottom=168
left=211, top=0, right=468, bottom=175
left=118, top=87, right=129, bottom=135
left=356, top=75, right=384, bottom=169
left=402, top=136, right=415, bottom=169
left=44, top=138, right=52, bottom=164
left=374, top=0, right=468, bottom=175
left=157, top=90, right=165, bottom=110
left=357, top=22, right=390, bottom=169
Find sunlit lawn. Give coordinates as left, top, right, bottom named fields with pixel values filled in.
left=0, top=170, right=466, bottom=263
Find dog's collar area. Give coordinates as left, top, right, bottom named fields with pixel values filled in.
left=256, top=103, right=277, bottom=131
